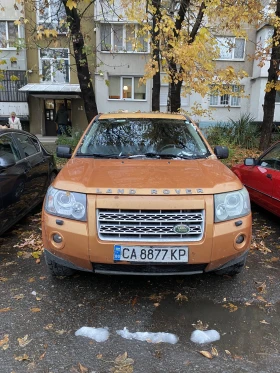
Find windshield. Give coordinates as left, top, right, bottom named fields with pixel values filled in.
left=77, top=118, right=211, bottom=159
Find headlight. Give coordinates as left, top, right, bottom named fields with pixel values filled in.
left=44, top=186, right=87, bottom=221
left=214, top=187, right=250, bottom=222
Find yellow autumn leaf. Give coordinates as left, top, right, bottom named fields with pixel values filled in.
left=0, top=307, right=11, bottom=312
left=14, top=354, right=29, bottom=361
left=30, top=307, right=41, bottom=313
left=66, top=0, right=77, bottom=10
left=199, top=350, right=213, bottom=359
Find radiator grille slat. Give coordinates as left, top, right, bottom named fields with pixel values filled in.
left=97, top=209, right=205, bottom=242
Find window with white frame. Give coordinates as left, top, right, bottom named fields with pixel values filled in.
left=216, top=37, right=245, bottom=60
left=100, top=23, right=148, bottom=52
left=209, top=85, right=243, bottom=107
left=37, top=0, right=67, bottom=33
left=40, top=49, right=70, bottom=83
left=108, top=76, right=146, bottom=100
left=0, top=21, right=18, bottom=48
left=160, top=85, right=189, bottom=107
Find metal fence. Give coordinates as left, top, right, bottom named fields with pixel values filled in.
left=0, top=70, right=27, bottom=102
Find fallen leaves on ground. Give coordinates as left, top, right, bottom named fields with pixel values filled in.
left=14, top=354, right=29, bottom=361
left=0, top=334, right=9, bottom=350
left=110, top=352, right=134, bottom=372
left=259, top=320, right=270, bottom=324
left=192, top=320, right=209, bottom=330
left=13, top=233, right=43, bottom=262
left=17, top=335, right=32, bottom=347
left=222, top=303, right=238, bottom=312
left=174, top=293, right=188, bottom=302
left=199, top=350, right=213, bottom=359
left=0, top=307, right=11, bottom=312
left=30, top=307, right=41, bottom=313
left=250, top=240, right=271, bottom=254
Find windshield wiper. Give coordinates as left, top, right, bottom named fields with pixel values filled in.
left=75, top=152, right=126, bottom=159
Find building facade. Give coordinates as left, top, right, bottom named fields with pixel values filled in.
left=20, top=0, right=95, bottom=136
left=15, top=1, right=280, bottom=136
left=0, top=0, right=28, bottom=128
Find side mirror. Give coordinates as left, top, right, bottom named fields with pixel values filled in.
left=56, top=145, right=72, bottom=159
left=0, top=157, right=16, bottom=168
left=214, top=145, right=229, bottom=159
left=244, top=158, right=256, bottom=166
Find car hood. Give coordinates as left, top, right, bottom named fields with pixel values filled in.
left=53, top=158, right=243, bottom=195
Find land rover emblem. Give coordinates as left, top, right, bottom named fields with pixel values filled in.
left=174, top=224, right=189, bottom=234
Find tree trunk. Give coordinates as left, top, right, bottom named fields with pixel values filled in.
left=62, top=0, right=98, bottom=123
left=151, top=0, right=161, bottom=111
left=260, top=0, right=280, bottom=150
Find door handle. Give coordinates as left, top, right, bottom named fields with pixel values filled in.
left=266, top=174, right=272, bottom=179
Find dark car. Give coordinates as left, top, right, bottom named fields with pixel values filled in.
left=0, top=128, right=57, bottom=235
left=232, top=141, right=280, bottom=217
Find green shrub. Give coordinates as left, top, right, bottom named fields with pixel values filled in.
left=55, top=127, right=84, bottom=150
left=206, top=114, right=259, bottom=149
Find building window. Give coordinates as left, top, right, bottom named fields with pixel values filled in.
left=0, top=21, right=18, bottom=48
left=39, top=49, right=70, bottom=83
left=216, top=37, right=245, bottom=60
left=209, top=85, right=243, bottom=107
left=160, top=86, right=189, bottom=107
left=0, top=71, right=27, bottom=102
left=108, top=76, right=146, bottom=100
left=100, top=23, right=148, bottom=52
left=37, top=0, right=67, bottom=33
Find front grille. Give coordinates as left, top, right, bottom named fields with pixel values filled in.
left=97, top=209, right=205, bottom=242
left=93, top=263, right=207, bottom=275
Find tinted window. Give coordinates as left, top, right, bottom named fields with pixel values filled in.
left=78, top=118, right=210, bottom=158
left=0, top=134, right=21, bottom=165
left=14, top=133, right=40, bottom=157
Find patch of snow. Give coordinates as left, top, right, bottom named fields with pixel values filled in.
left=116, top=327, right=178, bottom=344
left=190, top=329, right=220, bottom=344
left=75, top=327, right=109, bottom=342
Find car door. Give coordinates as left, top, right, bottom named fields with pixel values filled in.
left=0, top=133, right=28, bottom=234
left=12, top=133, right=49, bottom=203
left=242, top=143, right=280, bottom=214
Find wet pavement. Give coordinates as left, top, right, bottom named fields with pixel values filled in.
left=0, top=204, right=280, bottom=373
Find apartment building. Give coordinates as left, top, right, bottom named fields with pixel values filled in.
left=93, top=0, right=279, bottom=129
left=19, top=0, right=95, bottom=136
left=15, top=0, right=280, bottom=136
left=0, top=0, right=28, bottom=128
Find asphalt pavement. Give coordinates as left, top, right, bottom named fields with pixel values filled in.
left=0, top=203, right=280, bottom=373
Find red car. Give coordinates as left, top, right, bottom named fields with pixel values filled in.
left=232, top=141, right=280, bottom=217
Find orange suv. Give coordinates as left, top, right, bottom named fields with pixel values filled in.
left=42, top=113, right=252, bottom=276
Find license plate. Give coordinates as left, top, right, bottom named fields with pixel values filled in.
left=114, top=245, right=188, bottom=263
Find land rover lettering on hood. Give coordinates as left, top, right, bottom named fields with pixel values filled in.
left=42, top=112, right=252, bottom=277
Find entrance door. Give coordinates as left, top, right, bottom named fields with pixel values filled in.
left=44, top=99, right=72, bottom=136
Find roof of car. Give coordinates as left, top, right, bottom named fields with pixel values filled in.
left=98, top=112, right=190, bottom=120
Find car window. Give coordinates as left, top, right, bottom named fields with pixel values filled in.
left=260, top=143, right=280, bottom=170
left=0, top=134, right=21, bottom=164
left=14, top=133, right=40, bottom=157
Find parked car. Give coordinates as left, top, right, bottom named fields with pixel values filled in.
left=232, top=141, right=280, bottom=217
left=0, top=128, right=57, bottom=235
left=42, top=112, right=252, bottom=277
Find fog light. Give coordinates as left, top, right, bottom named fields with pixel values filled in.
left=236, top=234, right=245, bottom=244
left=53, top=233, right=63, bottom=243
